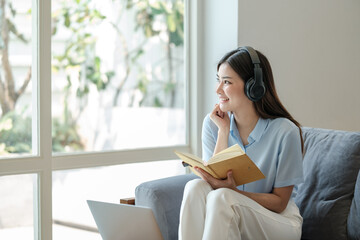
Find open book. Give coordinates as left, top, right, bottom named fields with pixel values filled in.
left=175, top=144, right=265, bottom=186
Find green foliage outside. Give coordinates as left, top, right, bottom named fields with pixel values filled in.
left=0, top=0, right=184, bottom=155
left=0, top=109, right=84, bottom=154
left=0, top=109, right=31, bottom=155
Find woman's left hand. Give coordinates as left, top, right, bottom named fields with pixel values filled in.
left=195, top=167, right=237, bottom=191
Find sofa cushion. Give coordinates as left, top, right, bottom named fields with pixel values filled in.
left=135, top=174, right=198, bottom=240
left=348, top=170, right=360, bottom=240
left=294, top=128, right=360, bottom=240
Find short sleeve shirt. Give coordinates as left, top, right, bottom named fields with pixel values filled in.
left=201, top=113, right=304, bottom=193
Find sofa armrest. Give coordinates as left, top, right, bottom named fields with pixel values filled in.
left=135, top=173, right=198, bottom=240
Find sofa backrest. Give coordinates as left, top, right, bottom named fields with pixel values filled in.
left=294, top=127, right=360, bottom=240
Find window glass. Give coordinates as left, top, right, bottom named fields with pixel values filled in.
left=52, top=160, right=184, bottom=239
left=0, top=0, right=33, bottom=157
left=0, top=174, right=36, bottom=240
left=51, top=0, right=185, bottom=153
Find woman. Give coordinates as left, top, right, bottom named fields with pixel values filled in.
left=178, top=46, right=304, bottom=240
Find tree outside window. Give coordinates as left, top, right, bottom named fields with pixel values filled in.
left=0, top=0, right=185, bottom=156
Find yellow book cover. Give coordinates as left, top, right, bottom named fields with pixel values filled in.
left=175, top=144, right=265, bottom=186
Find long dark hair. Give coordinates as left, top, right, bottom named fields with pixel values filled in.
left=217, top=48, right=304, bottom=153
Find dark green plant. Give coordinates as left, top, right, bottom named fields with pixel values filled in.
left=52, top=114, right=84, bottom=152
left=0, top=109, right=31, bottom=154
left=0, top=109, right=84, bottom=154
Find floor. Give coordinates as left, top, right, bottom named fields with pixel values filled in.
left=0, top=225, right=101, bottom=240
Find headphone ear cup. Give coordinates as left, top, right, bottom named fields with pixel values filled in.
left=245, top=78, right=255, bottom=101
left=245, top=78, right=266, bottom=102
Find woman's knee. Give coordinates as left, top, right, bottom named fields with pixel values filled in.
left=206, top=188, right=235, bottom=205
left=183, top=179, right=212, bottom=197
left=206, top=188, right=251, bottom=207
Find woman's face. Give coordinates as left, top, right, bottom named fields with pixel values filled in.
left=216, top=62, right=253, bottom=113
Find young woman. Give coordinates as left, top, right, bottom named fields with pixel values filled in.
left=178, top=46, right=304, bottom=240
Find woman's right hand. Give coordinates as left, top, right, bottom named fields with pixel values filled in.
left=209, top=104, right=230, bottom=133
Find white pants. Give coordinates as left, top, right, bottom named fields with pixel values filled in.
left=179, top=179, right=302, bottom=240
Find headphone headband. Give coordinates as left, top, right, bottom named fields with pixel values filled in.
left=238, top=46, right=261, bottom=65
left=237, top=46, right=266, bottom=102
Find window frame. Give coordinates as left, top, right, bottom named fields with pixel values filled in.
left=0, top=0, right=201, bottom=239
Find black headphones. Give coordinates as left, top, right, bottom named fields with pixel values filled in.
left=238, top=46, right=266, bottom=102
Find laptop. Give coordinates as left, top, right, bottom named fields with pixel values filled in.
left=87, top=200, right=163, bottom=240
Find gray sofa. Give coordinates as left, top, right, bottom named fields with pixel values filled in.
left=135, top=127, right=360, bottom=240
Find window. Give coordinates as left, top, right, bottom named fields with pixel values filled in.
left=0, top=0, right=197, bottom=239
left=0, top=174, right=37, bottom=240
left=0, top=0, right=33, bottom=157
left=51, top=0, right=185, bottom=153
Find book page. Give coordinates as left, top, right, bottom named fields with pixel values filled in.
left=174, top=151, right=218, bottom=178
left=208, top=144, right=245, bottom=164
left=217, top=144, right=245, bottom=155
left=174, top=151, right=203, bottom=163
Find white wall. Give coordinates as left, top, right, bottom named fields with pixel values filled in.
left=236, top=0, right=360, bottom=131
left=199, top=0, right=360, bottom=132
left=197, top=0, right=239, bottom=119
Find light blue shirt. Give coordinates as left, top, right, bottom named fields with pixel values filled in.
left=202, top=113, right=304, bottom=194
